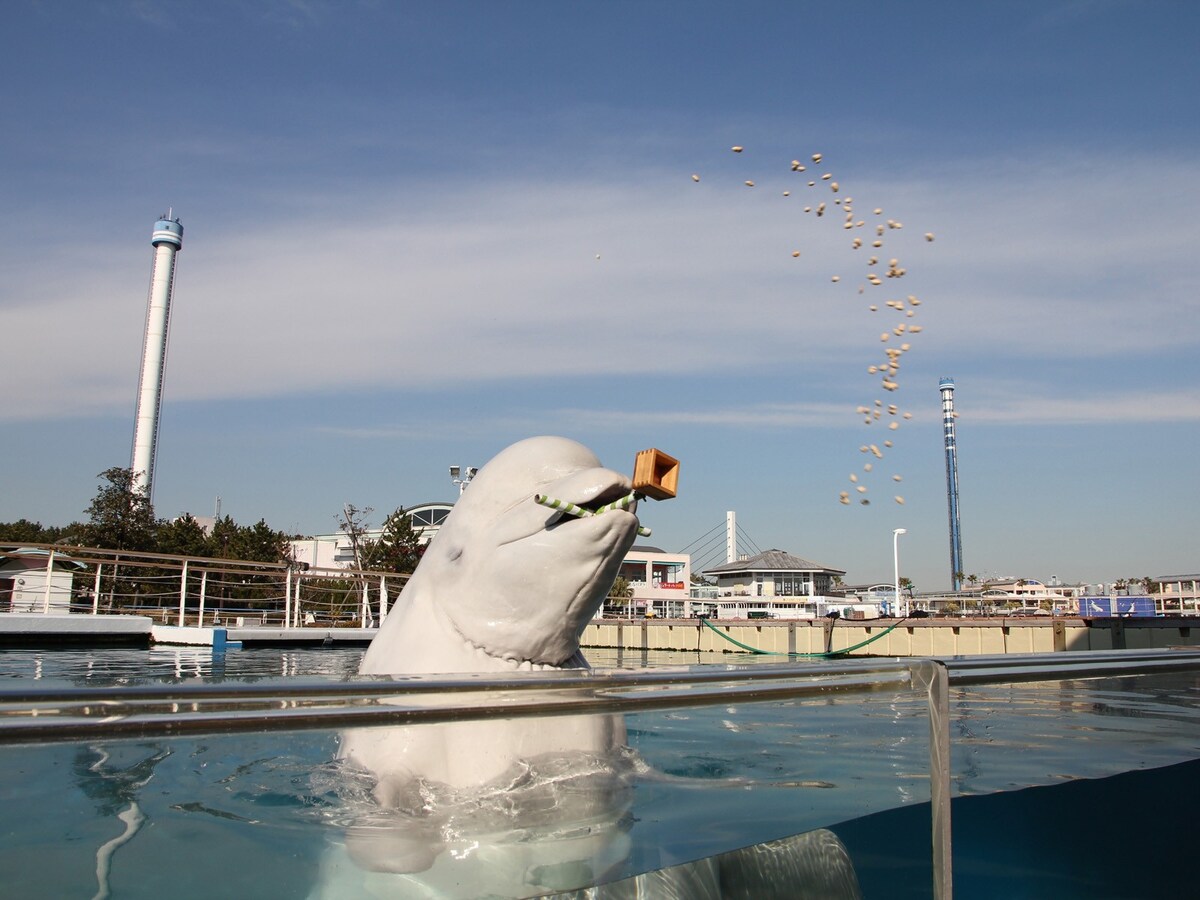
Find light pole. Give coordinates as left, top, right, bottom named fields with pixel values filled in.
left=893, top=528, right=907, bottom=617
left=449, top=465, right=478, bottom=495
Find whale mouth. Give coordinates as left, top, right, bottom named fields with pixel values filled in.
left=544, top=483, right=637, bottom=527
left=578, top=483, right=634, bottom=513
left=460, top=629, right=586, bottom=671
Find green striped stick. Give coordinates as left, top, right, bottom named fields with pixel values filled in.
left=534, top=492, right=651, bottom=536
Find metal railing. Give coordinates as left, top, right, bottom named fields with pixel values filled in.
left=0, top=544, right=409, bottom=627
left=0, top=648, right=1198, bottom=898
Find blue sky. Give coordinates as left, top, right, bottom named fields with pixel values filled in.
left=2, top=1, right=1198, bottom=591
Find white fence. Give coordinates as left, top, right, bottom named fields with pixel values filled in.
left=0, top=544, right=408, bottom=628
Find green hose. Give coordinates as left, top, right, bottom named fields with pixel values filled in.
left=700, top=615, right=910, bottom=658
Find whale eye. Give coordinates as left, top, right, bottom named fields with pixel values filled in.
left=446, top=545, right=463, bottom=563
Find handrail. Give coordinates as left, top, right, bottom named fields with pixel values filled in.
left=0, top=656, right=907, bottom=704
left=0, top=658, right=919, bottom=744
left=0, top=649, right=1197, bottom=742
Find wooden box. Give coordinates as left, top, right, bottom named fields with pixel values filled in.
left=633, top=448, right=680, bottom=500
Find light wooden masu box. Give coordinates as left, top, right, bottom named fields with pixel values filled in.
left=632, top=448, right=680, bottom=501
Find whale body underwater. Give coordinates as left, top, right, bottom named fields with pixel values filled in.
left=317, top=436, right=860, bottom=899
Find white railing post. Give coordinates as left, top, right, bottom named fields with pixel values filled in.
left=177, top=560, right=189, bottom=627
left=42, top=549, right=56, bottom=614
left=912, top=659, right=953, bottom=900
left=360, top=579, right=370, bottom=627
left=198, top=570, right=208, bottom=626
left=285, top=567, right=293, bottom=631
left=92, top=565, right=102, bottom=616
left=378, top=575, right=388, bottom=624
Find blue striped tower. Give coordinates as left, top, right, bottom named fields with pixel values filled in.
left=940, top=377, right=964, bottom=591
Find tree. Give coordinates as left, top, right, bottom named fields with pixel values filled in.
left=361, top=508, right=423, bottom=574
left=156, top=514, right=211, bottom=558
left=231, top=519, right=293, bottom=564
left=334, top=504, right=381, bottom=627
left=79, top=467, right=157, bottom=552
left=204, top=516, right=291, bottom=563
left=0, top=519, right=66, bottom=544
left=607, top=576, right=634, bottom=610
left=208, top=515, right=241, bottom=560
left=335, top=504, right=374, bottom=571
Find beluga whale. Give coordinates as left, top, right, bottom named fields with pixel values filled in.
left=318, top=436, right=859, bottom=899
left=318, top=437, right=643, bottom=897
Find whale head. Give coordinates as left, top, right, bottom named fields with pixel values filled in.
left=361, top=436, right=641, bottom=674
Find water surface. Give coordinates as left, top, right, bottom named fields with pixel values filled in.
left=0, top=647, right=1196, bottom=898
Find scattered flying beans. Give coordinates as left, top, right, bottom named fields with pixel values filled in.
left=701, top=146, right=933, bottom=510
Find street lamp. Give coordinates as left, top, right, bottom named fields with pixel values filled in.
left=893, top=528, right=907, bottom=618
left=449, top=465, right=478, bottom=495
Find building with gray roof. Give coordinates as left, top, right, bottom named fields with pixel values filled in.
left=703, top=549, right=846, bottom=599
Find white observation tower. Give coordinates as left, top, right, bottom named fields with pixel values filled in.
left=130, top=212, right=183, bottom=500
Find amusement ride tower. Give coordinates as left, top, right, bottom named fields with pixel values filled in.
left=130, top=213, right=183, bottom=501
left=939, top=377, right=964, bottom=591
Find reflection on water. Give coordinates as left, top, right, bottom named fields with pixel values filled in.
left=0, top=648, right=1196, bottom=897
left=0, top=645, right=367, bottom=683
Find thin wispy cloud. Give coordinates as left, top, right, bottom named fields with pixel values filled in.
left=4, top=152, right=1196, bottom=424
left=969, top=388, right=1200, bottom=425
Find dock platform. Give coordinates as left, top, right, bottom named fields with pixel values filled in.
left=0, top=614, right=153, bottom=647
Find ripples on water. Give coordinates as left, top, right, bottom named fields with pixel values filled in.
left=0, top=647, right=1197, bottom=898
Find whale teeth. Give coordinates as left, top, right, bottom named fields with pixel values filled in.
left=461, top=633, right=560, bottom=672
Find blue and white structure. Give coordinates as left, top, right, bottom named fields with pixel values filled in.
left=130, top=213, right=183, bottom=500
left=940, top=377, right=964, bottom=591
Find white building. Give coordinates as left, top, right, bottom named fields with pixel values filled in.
left=0, top=549, right=87, bottom=614
left=1151, top=574, right=1200, bottom=615
left=290, top=502, right=453, bottom=570
left=610, top=545, right=691, bottom=618
left=702, top=550, right=848, bottom=620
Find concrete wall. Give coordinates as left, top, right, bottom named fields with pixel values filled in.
left=582, top=617, right=1200, bottom=656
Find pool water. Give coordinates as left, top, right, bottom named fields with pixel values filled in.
left=834, top=757, right=1200, bottom=899
left=0, top=648, right=1197, bottom=898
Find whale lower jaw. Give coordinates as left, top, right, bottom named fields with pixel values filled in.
left=462, top=634, right=584, bottom=672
